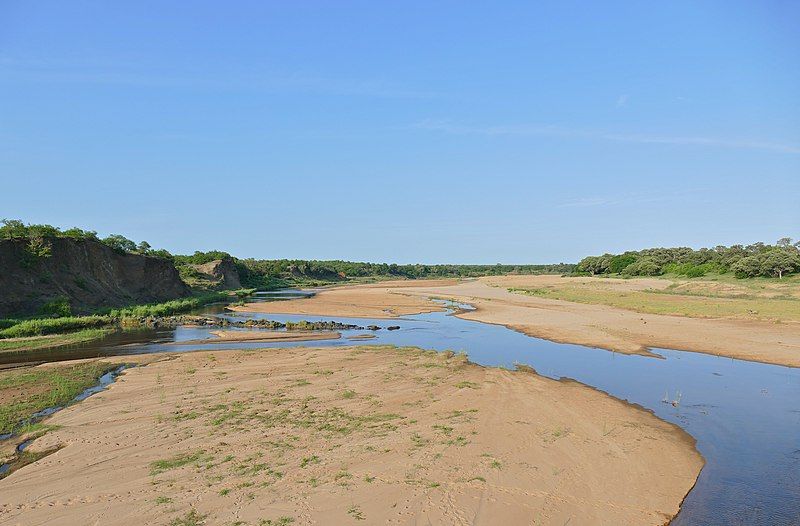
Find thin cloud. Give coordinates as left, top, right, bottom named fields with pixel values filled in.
left=557, top=194, right=667, bottom=209
left=413, top=119, right=800, bottom=154
left=557, top=189, right=703, bottom=209
left=0, top=56, right=441, bottom=99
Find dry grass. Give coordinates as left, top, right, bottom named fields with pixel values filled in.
left=508, top=274, right=800, bottom=322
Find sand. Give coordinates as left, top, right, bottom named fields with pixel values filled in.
left=207, top=330, right=341, bottom=343
left=228, top=280, right=453, bottom=318
left=251, top=278, right=800, bottom=367
left=0, top=346, right=702, bottom=525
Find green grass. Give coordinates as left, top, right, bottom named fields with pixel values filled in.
left=149, top=450, right=211, bottom=475
left=0, top=316, right=112, bottom=338
left=0, top=291, right=244, bottom=339
left=0, top=329, right=111, bottom=353
left=107, top=292, right=233, bottom=318
left=169, top=510, right=207, bottom=526
left=0, top=361, right=118, bottom=434
left=300, top=455, right=320, bottom=468
left=347, top=505, right=365, bottom=521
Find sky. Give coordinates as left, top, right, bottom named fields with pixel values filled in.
left=1, top=1, right=798, bottom=263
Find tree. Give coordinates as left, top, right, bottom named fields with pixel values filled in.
left=776, top=237, right=793, bottom=248
left=759, top=250, right=800, bottom=279
left=622, top=257, right=661, bottom=276
left=102, top=234, right=137, bottom=253
left=136, top=241, right=152, bottom=254
left=731, top=255, right=761, bottom=278
left=609, top=253, right=637, bottom=273
left=0, top=219, right=28, bottom=240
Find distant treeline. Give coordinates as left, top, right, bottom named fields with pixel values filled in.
left=577, top=238, right=800, bottom=279
left=234, top=258, right=575, bottom=289
left=2, top=220, right=574, bottom=290
left=173, top=254, right=573, bottom=289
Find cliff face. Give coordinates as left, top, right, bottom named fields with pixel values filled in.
left=190, top=258, right=242, bottom=290
left=0, top=237, right=191, bottom=317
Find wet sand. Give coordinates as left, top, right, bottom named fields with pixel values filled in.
left=208, top=330, right=341, bottom=343
left=0, top=346, right=702, bottom=525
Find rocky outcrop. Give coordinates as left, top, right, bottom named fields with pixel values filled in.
left=0, top=238, right=191, bottom=317
left=189, top=258, right=242, bottom=290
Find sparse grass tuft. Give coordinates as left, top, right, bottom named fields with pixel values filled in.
left=300, top=455, right=320, bottom=468
left=150, top=450, right=210, bottom=476
left=347, top=505, right=365, bottom=521
left=169, top=509, right=207, bottom=526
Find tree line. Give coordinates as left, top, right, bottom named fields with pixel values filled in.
left=576, top=238, right=800, bottom=279
left=1, top=220, right=574, bottom=288
left=0, top=219, right=171, bottom=259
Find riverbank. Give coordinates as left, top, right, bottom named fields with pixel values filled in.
left=0, top=345, right=701, bottom=525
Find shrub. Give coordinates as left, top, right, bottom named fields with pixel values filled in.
left=39, top=298, right=72, bottom=317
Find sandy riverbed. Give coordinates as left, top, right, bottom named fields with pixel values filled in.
left=407, top=277, right=800, bottom=368
left=207, top=330, right=341, bottom=343
left=247, top=278, right=800, bottom=367
left=229, top=280, right=455, bottom=318
left=0, top=346, right=701, bottom=525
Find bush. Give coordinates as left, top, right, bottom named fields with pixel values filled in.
left=39, top=298, right=72, bottom=317
left=684, top=266, right=706, bottom=278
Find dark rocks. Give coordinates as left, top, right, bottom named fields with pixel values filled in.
left=132, top=315, right=365, bottom=332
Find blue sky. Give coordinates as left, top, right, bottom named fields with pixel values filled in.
left=1, top=1, right=798, bottom=263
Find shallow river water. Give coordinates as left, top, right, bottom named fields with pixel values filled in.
left=2, top=291, right=799, bottom=525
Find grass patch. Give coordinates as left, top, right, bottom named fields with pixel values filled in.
left=347, top=505, right=365, bottom=521
left=508, top=275, right=800, bottom=322
left=0, top=316, right=111, bottom=338
left=0, top=361, right=118, bottom=434
left=149, top=450, right=211, bottom=475
left=108, top=292, right=235, bottom=319
left=169, top=509, right=207, bottom=526
left=300, top=455, right=320, bottom=468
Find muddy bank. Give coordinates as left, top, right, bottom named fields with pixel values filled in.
left=0, top=346, right=701, bottom=525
